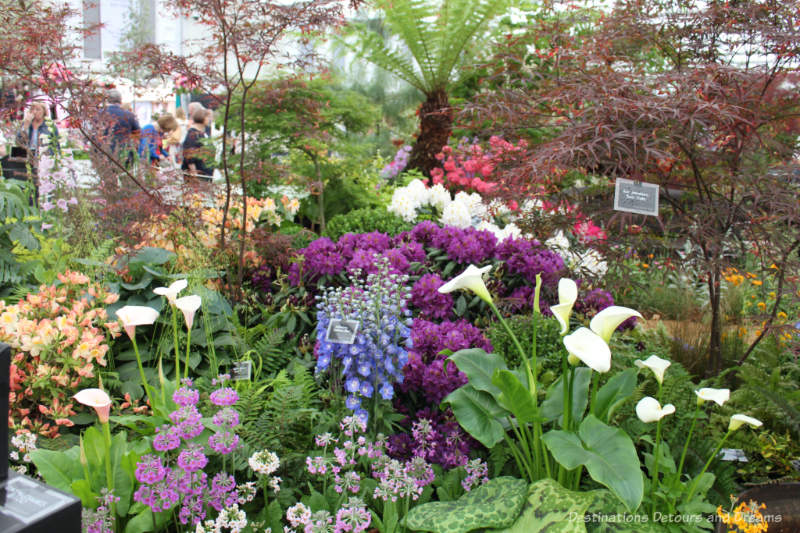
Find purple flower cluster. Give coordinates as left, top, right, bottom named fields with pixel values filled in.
left=410, top=274, right=453, bottom=320
left=289, top=221, right=567, bottom=290
left=497, top=237, right=565, bottom=288
left=82, top=489, right=119, bottom=533
left=381, top=145, right=412, bottom=180
left=462, top=458, right=489, bottom=491
left=133, top=376, right=248, bottom=526
left=386, top=408, right=474, bottom=469
left=315, top=260, right=412, bottom=422
left=400, top=318, right=492, bottom=405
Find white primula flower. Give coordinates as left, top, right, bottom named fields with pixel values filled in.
left=634, top=355, right=671, bottom=385
left=440, top=199, right=472, bottom=228
left=636, top=397, right=676, bottom=423
left=249, top=450, right=280, bottom=476
left=439, top=264, right=493, bottom=305
left=695, top=388, right=730, bottom=407
left=550, top=278, right=578, bottom=334
left=729, top=414, right=763, bottom=431
left=563, top=327, right=611, bottom=372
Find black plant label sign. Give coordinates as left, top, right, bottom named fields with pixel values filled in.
left=614, top=178, right=659, bottom=216
left=326, top=319, right=359, bottom=344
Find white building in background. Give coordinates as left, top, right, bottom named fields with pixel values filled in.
left=63, top=0, right=207, bottom=124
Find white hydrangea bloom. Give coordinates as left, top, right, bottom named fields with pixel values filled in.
left=497, top=223, right=522, bottom=241
left=475, top=220, right=502, bottom=238
left=567, top=249, right=608, bottom=276
left=427, top=183, right=451, bottom=211
left=440, top=199, right=472, bottom=228
left=545, top=230, right=571, bottom=253
left=405, top=179, right=429, bottom=206
left=388, top=191, right=419, bottom=222
left=454, top=192, right=486, bottom=220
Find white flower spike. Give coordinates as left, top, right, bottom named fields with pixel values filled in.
left=550, top=278, right=578, bottom=334
left=73, top=388, right=112, bottom=423
left=590, top=306, right=642, bottom=343
left=563, top=327, right=612, bottom=373
left=695, top=388, right=730, bottom=407
left=729, top=414, right=763, bottom=431
left=175, top=295, right=202, bottom=331
left=634, top=355, right=671, bottom=385
left=636, top=397, right=676, bottom=423
left=116, top=305, right=159, bottom=340
left=438, top=264, right=493, bottom=305
left=153, top=279, right=188, bottom=305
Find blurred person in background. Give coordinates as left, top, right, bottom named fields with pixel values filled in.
left=181, top=108, right=214, bottom=180
left=15, top=101, right=58, bottom=156
left=139, top=114, right=179, bottom=165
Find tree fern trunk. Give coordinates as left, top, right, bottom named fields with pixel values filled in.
left=407, top=88, right=452, bottom=177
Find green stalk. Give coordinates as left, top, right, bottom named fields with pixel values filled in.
left=567, top=366, right=575, bottom=430
left=561, top=356, right=570, bottom=431
left=673, top=403, right=701, bottom=492
left=650, top=382, right=665, bottom=515
left=131, top=336, right=155, bottom=408
left=101, top=421, right=116, bottom=517
left=171, top=306, right=180, bottom=385
left=590, top=371, right=599, bottom=417
left=506, top=417, right=535, bottom=482
left=685, top=430, right=731, bottom=503
left=183, top=326, right=193, bottom=380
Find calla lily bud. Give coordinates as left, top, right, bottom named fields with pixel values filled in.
left=550, top=278, right=578, bottom=334
left=729, top=414, right=762, bottom=431
left=563, top=327, right=611, bottom=373
left=438, top=264, right=493, bottom=305
left=636, top=396, right=676, bottom=423
left=590, top=306, right=642, bottom=343
left=695, top=388, right=730, bottom=407
left=634, top=354, right=671, bottom=385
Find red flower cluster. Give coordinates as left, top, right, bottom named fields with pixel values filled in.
left=431, top=136, right=528, bottom=194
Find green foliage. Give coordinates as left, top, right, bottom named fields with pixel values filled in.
left=542, top=415, right=644, bottom=512
left=241, top=365, right=332, bottom=464
left=348, top=0, right=513, bottom=96
left=404, top=477, right=528, bottom=533
left=324, top=207, right=412, bottom=240
left=492, top=479, right=593, bottom=533
left=486, top=314, right=563, bottom=373
left=0, top=179, right=40, bottom=290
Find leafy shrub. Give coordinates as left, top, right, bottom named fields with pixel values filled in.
left=323, top=207, right=411, bottom=241
left=486, top=314, right=563, bottom=370
left=1, top=271, right=120, bottom=437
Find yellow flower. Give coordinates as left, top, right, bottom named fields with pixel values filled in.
left=777, top=311, right=787, bottom=320
left=751, top=280, right=762, bottom=286
left=757, top=302, right=766, bottom=311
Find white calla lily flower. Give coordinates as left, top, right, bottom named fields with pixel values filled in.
left=438, top=264, right=493, bottom=305
left=729, top=414, right=763, bottom=431
left=636, top=396, right=676, bottom=423
left=73, top=388, right=112, bottom=423
left=550, top=278, right=578, bottom=334
left=589, top=305, right=643, bottom=343
left=175, top=295, right=202, bottom=331
left=634, top=355, right=671, bottom=385
left=153, top=279, right=188, bottom=304
left=695, top=388, right=730, bottom=407
left=563, top=327, right=611, bottom=373
left=116, top=305, right=159, bottom=340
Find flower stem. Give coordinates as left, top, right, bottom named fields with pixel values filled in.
left=101, top=421, right=115, bottom=517
left=685, top=430, right=731, bottom=503
left=183, top=327, right=193, bottom=380
left=649, top=382, right=664, bottom=515
left=673, top=403, right=700, bottom=492
left=132, top=336, right=155, bottom=408
left=171, top=307, right=180, bottom=386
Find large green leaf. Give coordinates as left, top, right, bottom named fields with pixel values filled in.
left=491, top=478, right=595, bottom=533
left=30, top=447, right=84, bottom=493
left=128, top=246, right=175, bottom=266
left=585, top=490, right=663, bottom=532
left=442, top=386, right=508, bottom=448
left=446, top=348, right=508, bottom=398
left=541, top=368, right=592, bottom=427
left=405, top=477, right=528, bottom=533
left=542, top=415, right=643, bottom=512
left=492, top=369, right=541, bottom=424
left=594, top=369, right=637, bottom=423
